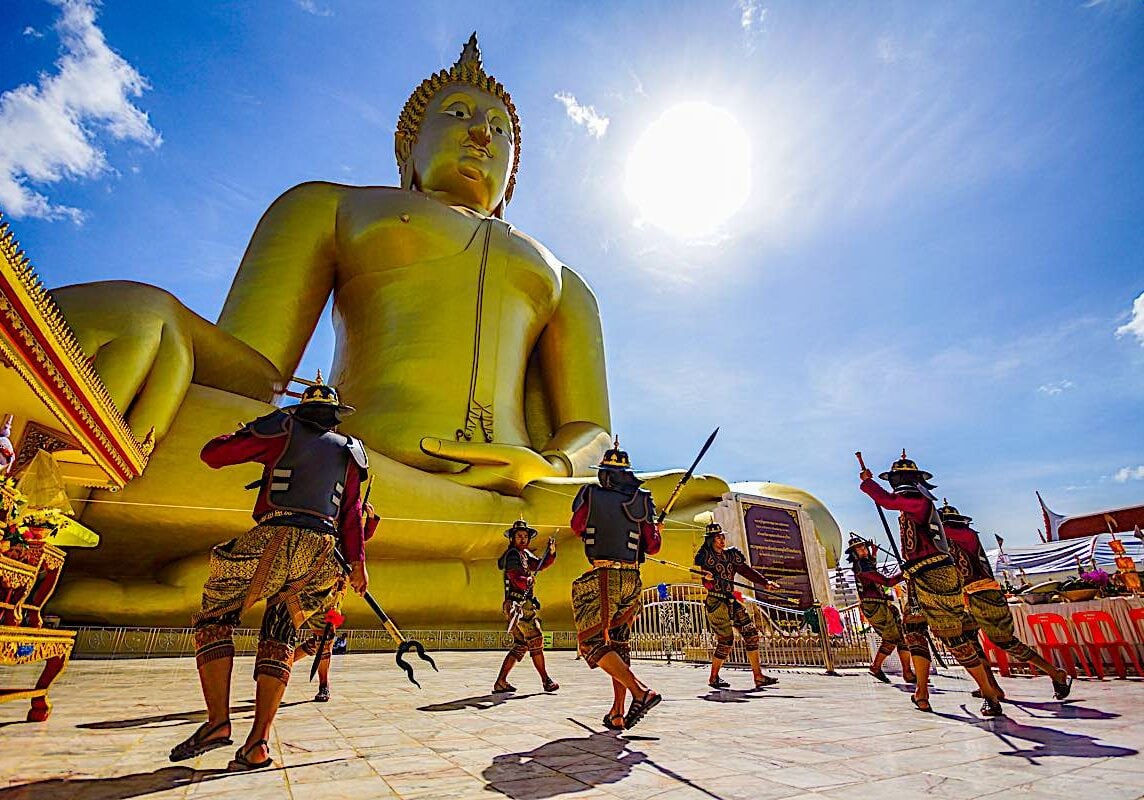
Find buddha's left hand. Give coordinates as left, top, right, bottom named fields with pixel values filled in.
left=420, top=437, right=566, bottom=495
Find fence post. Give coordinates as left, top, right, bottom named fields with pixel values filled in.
left=814, top=601, right=837, bottom=676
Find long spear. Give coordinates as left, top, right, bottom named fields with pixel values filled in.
left=643, top=555, right=790, bottom=603
left=656, top=427, right=719, bottom=525
left=855, top=451, right=947, bottom=669
left=331, top=547, right=438, bottom=688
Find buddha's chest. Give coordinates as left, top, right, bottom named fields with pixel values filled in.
left=334, top=191, right=560, bottom=304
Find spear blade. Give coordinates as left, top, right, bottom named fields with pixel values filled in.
left=657, top=427, right=719, bottom=524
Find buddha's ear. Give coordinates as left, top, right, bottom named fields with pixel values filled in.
left=492, top=198, right=505, bottom=219
left=395, top=132, right=416, bottom=191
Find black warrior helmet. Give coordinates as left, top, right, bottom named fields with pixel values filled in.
left=879, top=449, right=936, bottom=493
left=937, top=499, right=972, bottom=527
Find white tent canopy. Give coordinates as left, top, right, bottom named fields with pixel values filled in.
left=987, top=533, right=1142, bottom=578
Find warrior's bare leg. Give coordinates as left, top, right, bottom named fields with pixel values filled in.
left=912, top=655, right=932, bottom=704
left=898, top=647, right=916, bottom=682
left=242, top=674, right=287, bottom=763
left=198, top=656, right=233, bottom=735
left=709, top=656, right=725, bottom=684
left=494, top=653, right=518, bottom=688
left=746, top=649, right=770, bottom=684
left=530, top=650, right=553, bottom=684
left=609, top=677, right=626, bottom=718
left=597, top=651, right=650, bottom=697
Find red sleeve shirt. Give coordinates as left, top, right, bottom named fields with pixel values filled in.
left=860, top=478, right=930, bottom=522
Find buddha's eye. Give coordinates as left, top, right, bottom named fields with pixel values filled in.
left=445, top=104, right=471, bottom=120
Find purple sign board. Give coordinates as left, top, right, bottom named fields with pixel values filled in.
left=742, top=500, right=814, bottom=615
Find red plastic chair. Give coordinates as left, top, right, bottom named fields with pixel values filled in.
left=1129, top=607, right=1144, bottom=644
left=1071, top=610, right=1144, bottom=679
left=979, top=631, right=1011, bottom=677
left=1026, top=612, right=1093, bottom=678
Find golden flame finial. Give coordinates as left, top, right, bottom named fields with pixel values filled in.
left=457, top=32, right=482, bottom=69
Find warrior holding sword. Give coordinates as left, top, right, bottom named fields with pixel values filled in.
left=493, top=519, right=559, bottom=694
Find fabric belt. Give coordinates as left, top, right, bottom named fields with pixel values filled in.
left=902, top=554, right=953, bottom=577
left=708, top=591, right=735, bottom=601
left=590, top=559, right=639, bottom=570
left=256, top=509, right=335, bottom=531
left=964, top=578, right=1002, bottom=594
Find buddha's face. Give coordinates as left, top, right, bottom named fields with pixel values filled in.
left=412, top=82, right=515, bottom=213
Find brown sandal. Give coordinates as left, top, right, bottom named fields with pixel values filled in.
left=231, top=739, right=273, bottom=770
left=602, top=711, right=625, bottom=731
left=169, top=719, right=232, bottom=762
left=911, top=696, right=933, bottom=713
left=623, top=689, right=662, bottom=730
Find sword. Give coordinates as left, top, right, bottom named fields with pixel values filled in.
left=309, top=607, right=343, bottom=682
left=505, top=600, right=523, bottom=634
left=656, top=427, right=719, bottom=525
left=331, top=548, right=437, bottom=687
left=856, top=452, right=948, bottom=669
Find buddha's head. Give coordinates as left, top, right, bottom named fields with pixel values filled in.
left=396, top=34, right=521, bottom=217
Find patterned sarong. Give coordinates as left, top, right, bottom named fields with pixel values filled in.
left=704, top=594, right=760, bottom=660
left=966, top=587, right=1038, bottom=662
left=860, top=597, right=906, bottom=657
left=572, top=566, right=642, bottom=668
left=192, top=523, right=342, bottom=684
left=907, top=562, right=979, bottom=668
left=506, top=598, right=545, bottom=661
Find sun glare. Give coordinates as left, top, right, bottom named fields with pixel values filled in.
left=625, top=101, right=751, bottom=240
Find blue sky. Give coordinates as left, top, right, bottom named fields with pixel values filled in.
left=2, top=0, right=1142, bottom=547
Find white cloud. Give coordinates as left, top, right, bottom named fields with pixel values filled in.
left=736, top=0, right=766, bottom=32
left=23, top=26, right=44, bottom=39
left=295, top=0, right=333, bottom=17
left=553, top=92, right=609, bottom=138
left=0, top=0, right=161, bottom=223
left=1037, top=379, right=1074, bottom=395
left=1113, top=465, right=1144, bottom=483
left=1114, top=291, right=1144, bottom=346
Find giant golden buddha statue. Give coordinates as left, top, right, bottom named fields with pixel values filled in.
left=48, top=36, right=840, bottom=627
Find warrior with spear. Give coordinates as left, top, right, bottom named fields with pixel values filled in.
left=857, top=450, right=1004, bottom=716
left=844, top=533, right=916, bottom=684
left=493, top=519, right=559, bottom=694
left=694, top=522, right=783, bottom=689
left=938, top=499, right=1072, bottom=700
left=570, top=437, right=663, bottom=731
left=169, top=375, right=376, bottom=769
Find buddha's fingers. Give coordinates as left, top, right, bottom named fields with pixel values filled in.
left=419, top=437, right=514, bottom=466
left=122, top=325, right=193, bottom=442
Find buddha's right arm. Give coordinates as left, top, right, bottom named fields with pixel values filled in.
left=216, top=181, right=343, bottom=378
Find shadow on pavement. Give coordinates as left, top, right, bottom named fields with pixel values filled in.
left=417, top=692, right=541, bottom=712
left=481, top=719, right=724, bottom=800
left=77, top=700, right=309, bottom=730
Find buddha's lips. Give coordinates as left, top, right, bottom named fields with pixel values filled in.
left=463, top=143, right=493, bottom=159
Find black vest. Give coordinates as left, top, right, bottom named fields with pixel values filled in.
left=249, top=412, right=368, bottom=525
left=574, top=484, right=654, bottom=563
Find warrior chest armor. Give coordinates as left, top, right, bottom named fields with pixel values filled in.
left=577, top=485, right=653, bottom=563
left=249, top=412, right=368, bottom=523
left=501, top=548, right=537, bottom=600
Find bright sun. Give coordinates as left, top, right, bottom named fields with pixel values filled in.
left=625, top=101, right=751, bottom=239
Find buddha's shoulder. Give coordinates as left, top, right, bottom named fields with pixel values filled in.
left=270, top=181, right=412, bottom=211
left=504, top=227, right=593, bottom=287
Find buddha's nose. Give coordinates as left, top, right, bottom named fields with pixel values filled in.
left=468, top=119, right=492, bottom=147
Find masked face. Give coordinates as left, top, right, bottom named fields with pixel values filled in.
left=411, top=83, right=514, bottom=213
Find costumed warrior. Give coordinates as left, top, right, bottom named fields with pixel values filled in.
left=939, top=499, right=1072, bottom=700
left=169, top=375, right=374, bottom=769
left=570, top=438, right=662, bottom=731
left=493, top=519, right=559, bottom=693
left=845, top=533, right=916, bottom=684
left=859, top=451, right=1004, bottom=716
left=694, top=522, right=782, bottom=689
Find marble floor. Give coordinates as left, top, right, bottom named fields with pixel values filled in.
left=1, top=651, right=1142, bottom=799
